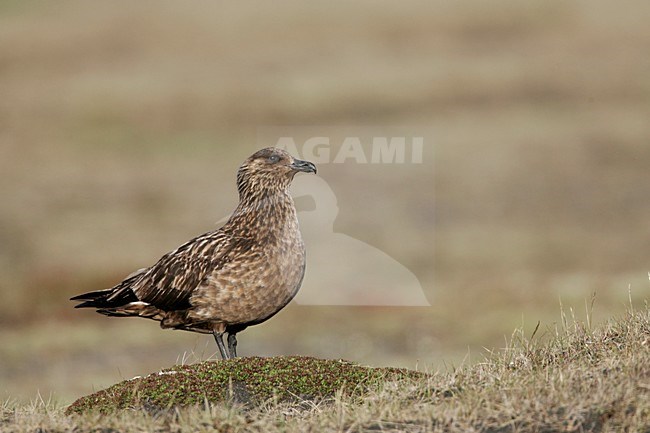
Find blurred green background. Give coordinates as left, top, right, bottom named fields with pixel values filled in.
left=1, top=0, right=649, bottom=403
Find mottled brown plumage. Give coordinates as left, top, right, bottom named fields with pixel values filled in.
left=71, top=148, right=316, bottom=359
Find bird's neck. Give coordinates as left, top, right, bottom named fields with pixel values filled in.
left=225, top=188, right=299, bottom=239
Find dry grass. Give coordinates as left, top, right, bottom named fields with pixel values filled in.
left=3, top=307, right=650, bottom=432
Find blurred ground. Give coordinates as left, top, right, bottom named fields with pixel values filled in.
left=1, top=0, right=649, bottom=403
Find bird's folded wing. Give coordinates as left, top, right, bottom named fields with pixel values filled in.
left=132, top=230, right=237, bottom=311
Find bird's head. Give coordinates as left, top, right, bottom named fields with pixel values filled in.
left=236, top=148, right=317, bottom=198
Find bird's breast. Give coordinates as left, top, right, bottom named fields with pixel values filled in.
left=190, top=219, right=306, bottom=325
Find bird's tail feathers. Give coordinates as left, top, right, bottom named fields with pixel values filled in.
left=97, top=302, right=163, bottom=320
left=71, top=270, right=166, bottom=321
left=70, top=288, right=113, bottom=302
left=70, top=274, right=141, bottom=309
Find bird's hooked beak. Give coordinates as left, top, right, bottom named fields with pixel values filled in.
left=290, top=158, right=317, bottom=174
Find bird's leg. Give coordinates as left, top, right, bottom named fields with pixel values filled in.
left=227, top=332, right=238, bottom=358
left=213, top=331, right=229, bottom=360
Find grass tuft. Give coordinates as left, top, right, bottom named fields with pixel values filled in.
left=65, top=356, right=424, bottom=415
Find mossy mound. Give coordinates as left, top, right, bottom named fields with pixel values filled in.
left=66, top=356, right=424, bottom=415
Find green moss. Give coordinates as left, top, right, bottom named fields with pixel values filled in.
left=65, top=356, right=424, bottom=415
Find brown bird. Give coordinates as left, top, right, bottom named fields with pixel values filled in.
left=71, top=148, right=316, bottom=359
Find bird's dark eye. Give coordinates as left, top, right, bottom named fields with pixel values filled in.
left=268, top=155, right=280, bottom=163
